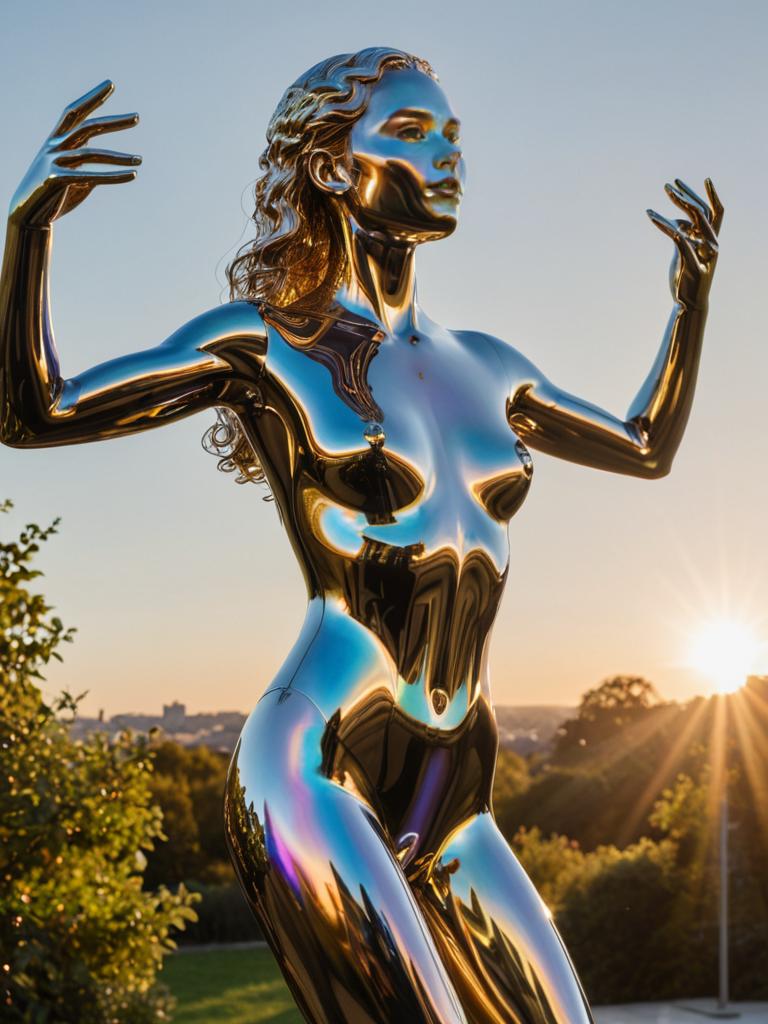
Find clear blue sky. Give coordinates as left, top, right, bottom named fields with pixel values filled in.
left=2, top=0, right=767, bottom=715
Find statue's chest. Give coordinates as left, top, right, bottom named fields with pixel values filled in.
left=260, top=321, right=533, bottom=526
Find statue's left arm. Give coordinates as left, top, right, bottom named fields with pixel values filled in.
left=501, top=179, right=723, bottom=479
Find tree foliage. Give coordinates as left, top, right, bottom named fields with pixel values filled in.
left=490, top=747, right=529, bottom=826
left=557, top=836, right=680, bottom=1002
left=0, top=502, right=198, bottom=1023
left=508, top=767, right=768, bottom=1004
left=554, top=675, right=663, bottom=758
left=493, top=667, right=768, bottom=1003
left=144, top=741, right=231, bottom=889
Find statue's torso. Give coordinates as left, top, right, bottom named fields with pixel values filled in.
left=227, top=309, right=534, bottom=853
left=239, top=310, right=533, bottom=733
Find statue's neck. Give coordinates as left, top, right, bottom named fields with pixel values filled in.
left=332, top=215, right=421, bottom=339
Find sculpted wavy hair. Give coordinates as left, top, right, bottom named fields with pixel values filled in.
left=203, top=47, right=437, bottom=485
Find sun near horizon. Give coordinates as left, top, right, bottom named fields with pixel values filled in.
left=687, top=618, right=761, bottom=695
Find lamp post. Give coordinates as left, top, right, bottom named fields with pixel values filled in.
left=682, top=693, right=739, bottom=1020
left=716, top=780, right=736, bottom=1018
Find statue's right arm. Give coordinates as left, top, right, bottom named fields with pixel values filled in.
left=0, top=218, right=267, bottom=446
left=0, top=80, right=266, bottom=449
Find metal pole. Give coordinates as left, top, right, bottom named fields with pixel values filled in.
left=718, top=785, right=729, bottom=1012
left=677, top=701, right=738, bottom=1019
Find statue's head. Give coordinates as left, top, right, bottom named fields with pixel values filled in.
left=228, top=47, right=463, bottom=309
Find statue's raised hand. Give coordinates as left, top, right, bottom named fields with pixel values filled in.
left=9, top=80, right=140, bottom=229
left=647, top=178, right=723, bottom=311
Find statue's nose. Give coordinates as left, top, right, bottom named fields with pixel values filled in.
left=434, top=147, right=461, bottom=172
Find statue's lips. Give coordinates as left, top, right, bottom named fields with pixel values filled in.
left=424, top=177, right=462, bottom=201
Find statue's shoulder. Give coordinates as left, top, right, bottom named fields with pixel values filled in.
left=450, top=328, right=535, bottom=384
left=203, top=300, right=268, bottom=346
left=163, top=300, right=268, bottom=364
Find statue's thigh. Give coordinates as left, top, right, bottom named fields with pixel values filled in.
left=415, top=812, right=594, bottom=1024
left=225, top=687, right=467, bottom=1024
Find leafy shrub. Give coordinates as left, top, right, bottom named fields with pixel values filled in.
left=511, top=826, right=586, bottom=912
left=510, top=773, right=768, bottom=1004
left=0, top=503, right=199, bottom=1022
left=498, top=768, right=611, bottom=849
left=557, top=838, right=680, bottom=1003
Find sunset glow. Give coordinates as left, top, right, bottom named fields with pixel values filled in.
left=687, top=619, right=758, bottom=695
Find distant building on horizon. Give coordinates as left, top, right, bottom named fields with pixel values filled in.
left=67, top=701, right=575, bottom=755
left=162, top=701, right=187, bottom=732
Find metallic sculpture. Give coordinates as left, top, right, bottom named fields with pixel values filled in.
left=0, top=48, right=722, bottom=1024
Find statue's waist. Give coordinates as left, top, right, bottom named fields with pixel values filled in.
left=263, top=595, right=496, bottom=731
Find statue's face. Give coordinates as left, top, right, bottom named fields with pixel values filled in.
left=346, top=68, right=464, bottom=243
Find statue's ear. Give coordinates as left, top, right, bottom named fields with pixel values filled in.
left=308, top=149, right=352, bottom=196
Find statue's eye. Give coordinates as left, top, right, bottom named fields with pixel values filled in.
left=397, top=125, right=426, bottom=142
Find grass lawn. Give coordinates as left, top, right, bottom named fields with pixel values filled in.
left=162, top=947, right=302, bottom=1023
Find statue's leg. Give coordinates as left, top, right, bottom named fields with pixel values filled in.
left=225, top=686, right=467, bottom=1024
left=414, top=812, right=594, bottom=1024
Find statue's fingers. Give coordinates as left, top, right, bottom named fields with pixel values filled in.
left=55, top=148, right=142, bottom=169
left=646, top=210, right=697, bottom=262
left=646, top=208, right=679, bottom=239
left=705, top=178, right=724, bottom=234
left=60, top=167, right=138, bottom=186
left=674, top=179, right=713, bottom=223
left=664, top=184, right=718, bottom=245
left=60, top=113, right=140, bottom=149
left=52, top=80, right=115, bottom=138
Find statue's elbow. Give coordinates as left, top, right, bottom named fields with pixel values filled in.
left=638, top=448, right=673, bottom=479
left=0, top=428, right=32, bottom=449
left=0, top=416, right=18, bottom=447
left=0, top=408, right=43, bottom=449
left=648, top=461, right=672, bottom=480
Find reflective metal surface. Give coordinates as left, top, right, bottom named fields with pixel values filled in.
left=1, top=53, right=722, bottom=1023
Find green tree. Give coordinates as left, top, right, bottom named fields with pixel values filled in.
left=146, top=742, right=231, bottom=886
left=510, top=769, right=768, bottom=1003
left=647, top=768, right=768, bottom=1000
left=491, top=747, right=529, bottom=829
left=554, top=675, right=663, bottom=759
left=511, top=826, right=585, bottom=912
left=557, top=837, right=680, bottom=1003
left=143, top=774, right=201, bottom=888
left=0, top=502, right=198, bottom=1023
left=496, top=767, right=611, bottom=849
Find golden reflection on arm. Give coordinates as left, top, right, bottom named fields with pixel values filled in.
left=503, top=178, right=722, bottom=479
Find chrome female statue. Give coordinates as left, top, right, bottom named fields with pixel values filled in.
left=0, top=48, right=722, bottom=1024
